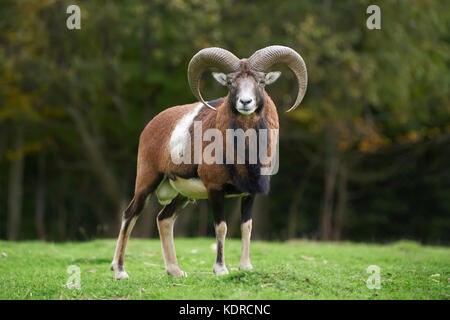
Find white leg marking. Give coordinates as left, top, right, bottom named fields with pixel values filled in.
left=239, top=219, right=253, bottom=270
left=157, top=216, right=186, bottom=278
left=213, top=221, right=229, bottom=276
left=111, top=217, right=137, bottom=280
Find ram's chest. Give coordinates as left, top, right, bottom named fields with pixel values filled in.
left=159, top=99, right=262, bottom=205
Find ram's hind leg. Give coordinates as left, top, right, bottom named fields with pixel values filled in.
left=111, top=174, right=162, bottom=280
left=157, top=195, right=190, bottom=277
left=111, top=195, right=145, bottom=279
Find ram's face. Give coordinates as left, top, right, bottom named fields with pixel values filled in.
left=213, top=70, right=281, bottom=115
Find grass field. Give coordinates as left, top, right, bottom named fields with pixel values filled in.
left=0, top=238, right=449, bottom=300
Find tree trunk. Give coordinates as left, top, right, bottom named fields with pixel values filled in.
left=148, top=196, right=160, bottom=238
left=56, top=176, right=68, bottom=241
left=133, top=195, right=159, bottom=238
left=287, top=161, right=316, bottom=239
left=252, top=194, right=269, bottom=240
left=7, top=125, right=24, bottom=240
left=227, top=198, right=242, bottom=238
left=35, top=153, right=46, bottom=240
left=66, top=105, right=125, bottom=236
left=320, top=154, right=338, bottom=241
left=68, top=192, right=82, bottom=241
left=197, top=200, right=208, bottom=237
left=174, top=202, right=194, bottom=237
left=333, top=165, right=348, bottom=241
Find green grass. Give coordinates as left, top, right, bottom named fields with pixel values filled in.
left=0, top=238, right=449, bottom=300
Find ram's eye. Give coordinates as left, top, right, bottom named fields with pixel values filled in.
left=259, top=80, right=265, bottom=85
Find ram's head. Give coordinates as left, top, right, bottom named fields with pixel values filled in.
left=188, top=45, right=308, bottom=114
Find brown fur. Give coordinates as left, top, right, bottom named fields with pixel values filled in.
left=112, top=84, right=279, bottom=279
left=134, top=91, right=278, bottom=195
left=111, top=49, right=294, bottom=279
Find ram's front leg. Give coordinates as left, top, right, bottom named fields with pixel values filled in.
left=239, top=194, right=254, bottom=270
left=208, top=189, right=229, bottom=276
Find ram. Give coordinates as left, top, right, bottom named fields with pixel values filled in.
left=111, top=45, right=307, bottom=279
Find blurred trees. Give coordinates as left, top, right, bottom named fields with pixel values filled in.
left=0, top=0, right=448, bottom=243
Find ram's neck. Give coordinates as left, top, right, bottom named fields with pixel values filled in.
left=260, top=91, right=279, bottom=131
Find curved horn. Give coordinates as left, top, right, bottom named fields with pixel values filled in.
left=188, top=47, right=241, bottom=110
left=248, top=45, right=307, bottom=112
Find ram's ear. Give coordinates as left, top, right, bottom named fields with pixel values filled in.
left=265, top=71, right=281, bottom=85
left=212, top=72, right=228, bottom=86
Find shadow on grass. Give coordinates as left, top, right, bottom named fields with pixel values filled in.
left=70, top=257, right=112, bottom=265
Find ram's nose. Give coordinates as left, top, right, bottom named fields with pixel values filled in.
left=239, top=98, right=253, bottom=106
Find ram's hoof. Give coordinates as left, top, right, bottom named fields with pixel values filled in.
left=111, top=263, right=129, bottom=280
left=114, top=270, right=129, bottom=280
left=239, top=263, right=253, bottom=270
left=166, top=264, right=187, bottom=278
left=213, top=264, right=229, bottom=276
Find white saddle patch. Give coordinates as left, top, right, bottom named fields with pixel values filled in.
left=169, top=103, right=203, bottom=164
